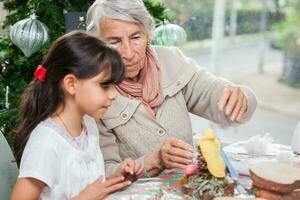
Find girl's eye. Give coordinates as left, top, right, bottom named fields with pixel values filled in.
left=100, top=84, right=110, bottom=89
left=100, top=84, right=115, bottom=90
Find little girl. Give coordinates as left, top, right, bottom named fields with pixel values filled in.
left=10, top=31, right=143, bottom=200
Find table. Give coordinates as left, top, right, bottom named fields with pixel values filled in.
left=105, top=170, right=191, bottom=200
left=223, top=142, right=300, bottom=176
left=106, top=142, right=299, bottom=199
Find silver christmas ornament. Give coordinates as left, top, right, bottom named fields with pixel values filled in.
left=10, top=13, right=49, bottom=57
left=152, top=21, right=187, bottom=47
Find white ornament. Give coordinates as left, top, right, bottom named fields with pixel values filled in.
left=10, top=13, right=49, bottom=57
left=152, top=21, right=187, bottom=46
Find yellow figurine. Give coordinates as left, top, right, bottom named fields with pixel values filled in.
left=199, top=128, right=226, bottom=178
left=180, top=129, right=235, bottom=199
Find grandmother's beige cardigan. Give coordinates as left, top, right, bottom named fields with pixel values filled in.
left=97, top=46, right=257, bottom=176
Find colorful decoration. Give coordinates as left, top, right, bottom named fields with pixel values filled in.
left=180, top=129, right=236, bottom=199
left=10, top=13, right=49, bottom=57
left=183, top=164, right=198, bottom=176
left=152, top=21, right=187, bottom=46
left=34, top=65, right=47, bottom=83
left=77, top=16, right=86, bottom=30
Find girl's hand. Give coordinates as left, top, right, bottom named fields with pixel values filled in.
left=112, top=158, right=144, bottom=181
left=73, top=176, right=131, bottom=200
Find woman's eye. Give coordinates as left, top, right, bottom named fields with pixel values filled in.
left=132, top=36, right=141, bottom=40
left=108, top=40, right=121, bottom=48
left=110, top=40, right=120, bottom=45
left=131, top=36, right=142, bottom=45
left=132, top=36, right=142, bottom=42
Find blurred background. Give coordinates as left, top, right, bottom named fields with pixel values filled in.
left=0, top=0, right=299, bottom=148
left=158, top=0, right=300, bottom=145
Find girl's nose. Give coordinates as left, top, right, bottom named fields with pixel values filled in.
left=108, top=86, right=117, bottom=100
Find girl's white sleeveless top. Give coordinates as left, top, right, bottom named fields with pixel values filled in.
left=18, top=115, right=105, bottom=199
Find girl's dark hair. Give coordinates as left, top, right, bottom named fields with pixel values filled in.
left=14, top=31, right=125, bottom=166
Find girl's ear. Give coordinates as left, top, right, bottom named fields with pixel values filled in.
left=62, top=74, right=78, bottom=95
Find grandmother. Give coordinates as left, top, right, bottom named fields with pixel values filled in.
left=86, top=0, right=257, bottom=177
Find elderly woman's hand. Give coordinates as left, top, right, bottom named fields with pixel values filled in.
left=218, top=84, right=248, bottom=122
left=112, top=158, right=144, bottom=180
left=158, top=137, right=194, bottom=170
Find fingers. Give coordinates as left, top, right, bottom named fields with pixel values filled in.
left=119, top=158, right=135, bottom=175
left=84, top=176, right=130, bottom=199
left=169, top=138, right=194, bottom=152
left=229, top=91, right=244, bottom=121
left=123, top=158, right=135, bottom=175
left=136, top=163, right=144, bottom=177
left=159, top=149, right=189, bottom=169
left=165, top=151, right=193, bottom=165
left=218, top=85, right=248, bottom=121
left=168, top=146, right=193, bottom=161
left=121, top=158, right=144, bottom=179
left=218, top=85, right=231, bottom=111
left=133, top=161, right=143, bottom=177
left=160, top=156, right=187, bottom=169
left=133, top=160, right=139, bottom=174
left=103, top=176, right=126, bottom=187
left=237, top=97, right=247, bottom=121
left=225, top=89, right=239, bottom=116
left=159, top=138, right=194, bottom=169
left=104, top=179, right=131, bottom=195
left=161, top=139, right=193, bottom=160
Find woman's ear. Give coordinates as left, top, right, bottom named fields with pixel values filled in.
left=62, top=74, right=78, bottom=95
left=146, top=35, right=150, bottom=45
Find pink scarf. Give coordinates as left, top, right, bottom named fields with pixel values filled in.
left=116, top=46, right=164, bottom=117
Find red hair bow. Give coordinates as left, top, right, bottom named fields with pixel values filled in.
left=34, top=65, right=47, bottom=83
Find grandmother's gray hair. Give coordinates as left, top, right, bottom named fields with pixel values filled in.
left=86, top=0, right=155, bottom=39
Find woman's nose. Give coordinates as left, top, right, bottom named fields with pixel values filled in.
left=119, top=41, right=134, bottom=61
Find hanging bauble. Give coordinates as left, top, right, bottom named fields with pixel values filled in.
left=152, top=21, right=187, bottom=47
left=10, top=13, right=49, bottom=57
